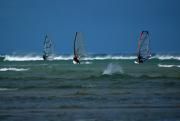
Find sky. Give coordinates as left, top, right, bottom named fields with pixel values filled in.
left=0, top=0, right=180, bottom=54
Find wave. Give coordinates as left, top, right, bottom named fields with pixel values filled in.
left=1, top=54, right=180, bottom=61
left=80, top=61, right=93, bottom=64
left=4, top=55, right=43, bottom=61
left=0, top=72, right=180, bottom=82
left=0, top=67, right=29, bottom=71
left=84, top=73, right=180, bottom=82
left=2, top=54, right=137, bottom=61
left=153, top=55, right=180, bottom=60
left=158, top=64, right=180, bottom=68
left=83, top=55, right=136, bottom=60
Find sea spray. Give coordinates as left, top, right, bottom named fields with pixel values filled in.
left=103, top=63, right=124, bottom=75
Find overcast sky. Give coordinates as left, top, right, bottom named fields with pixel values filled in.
left=0, top=0, right=180, bottom=54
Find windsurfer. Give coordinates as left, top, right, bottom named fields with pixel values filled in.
left=73, top=55, right=80, bottom=64
left=43, top=54, right=47, bottom=60
left=137, top=53, right=143, bottom=63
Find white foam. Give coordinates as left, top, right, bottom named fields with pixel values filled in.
left=153, top=55, right=180, bottom=60
left=2, top=54, right=180, bottom=61
left=81, top=61, right=92, bottom=64
left=0, top=67, right=29, bottom=71
left=2, top=54, right=137, bottom=61
left=4, top=55, right=43, bottom=61
left=158, top=64, right=180, bottom=68
left=158, top=64, right=174, bottom=68
left=83, top=55, right=136, bottom=60
left=103, top=63, right=124, bottom=75
left=53, top=55, right=73, bottom=60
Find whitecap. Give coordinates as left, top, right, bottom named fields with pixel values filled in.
left=0, top=67, right=29, bottom=71
left=81, top=61, right=92, bottom=64
left=53, top=55, right=73, bottom=60
left=3, top=54, right=180, bottom=61
left=4, top=55, right=43, bottom=61
left=153, top=55, right=180, bottom=60
left=83, top=55, right=136, bottom=60
left=158, top=64, right=180, bottom=68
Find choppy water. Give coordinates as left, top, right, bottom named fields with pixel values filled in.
left=0, top=54, right=180, bottom=121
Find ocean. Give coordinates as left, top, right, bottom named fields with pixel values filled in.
left=0, top=54, right=180, bottom=121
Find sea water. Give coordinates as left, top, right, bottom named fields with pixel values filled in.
left=0, top=54, right=180, bottom=121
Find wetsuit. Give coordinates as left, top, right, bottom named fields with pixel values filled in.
left=138, top=55, right=143, bottom=63
left=43, top=54, right=47, bottom=60
left=73, top=56, right=80, bottom=64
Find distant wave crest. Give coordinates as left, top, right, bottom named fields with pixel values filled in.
left=158, top=64, right=180, bottom=68
left=1, top=54, right=180, bottom=61
left=84, top=55, right=136, bottom=60
left=4, top=55, right=43, bottom=61
left=0, top=67, right=29, bottom=71
left=153, top=55, right=180, bottom=60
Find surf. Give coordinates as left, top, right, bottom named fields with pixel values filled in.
left=1, top=54, right=180, bottom=61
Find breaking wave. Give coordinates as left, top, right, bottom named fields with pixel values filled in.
left=83, top=55, right=136, bottom=60
left=4, top=55, right=43, bottom=61
left=158, top=64, right=180, bottom=68
left=0, top=68, right=29, bottom=72
left=1, top=54, right=180, bottom=61
left=153, top=55, right=180, bottom=60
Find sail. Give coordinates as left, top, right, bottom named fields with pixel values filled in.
left=137, top=31, right=151, bottom=61
left=73, top=32, right=86, bottom=58
left=43, top=34, right=53, bottom=59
